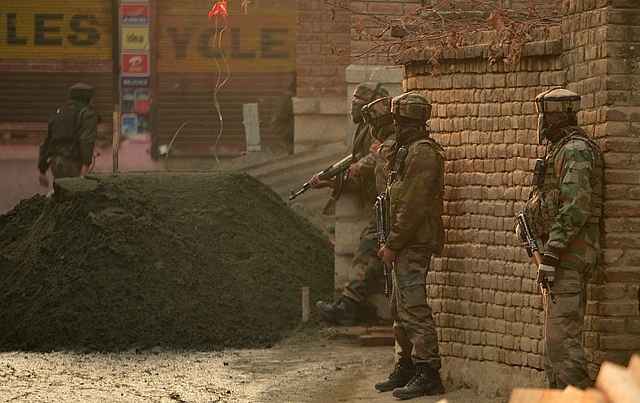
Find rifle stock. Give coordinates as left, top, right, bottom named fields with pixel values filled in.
left=532, top=250, right=543, bottom=267
left=288, top=154, right=355, bottom=200
left=515, top=213, right=556, bottom=304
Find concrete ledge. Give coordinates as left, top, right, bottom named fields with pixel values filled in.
left=293, top=97, right=346, bottom=115
left=346, top=64, right=404, bottom=85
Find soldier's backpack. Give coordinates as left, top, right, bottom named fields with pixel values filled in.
left=49, top=105, right=82, bottom=144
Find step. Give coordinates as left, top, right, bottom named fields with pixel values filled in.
left=215, top=142, right=348, bottom=213
left=334, top=326, right=395, bottom=347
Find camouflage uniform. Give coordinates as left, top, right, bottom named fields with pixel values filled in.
left=385, top=130, right=445, bottom=370
left=523, top=89, right=603, bottom=390
left=270, top=71, right=296, bottom=154
left=339, top=83, right=389, bottom=304
left=38, top=84, right=100, bottom=179
left=374, top=93, right=446, bottom=399
left=343, top=133, right=393, bottom=303
left=316, top=82, right=390, bottom=325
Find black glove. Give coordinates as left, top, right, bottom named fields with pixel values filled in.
left=536, top=252, right=559, bottom=286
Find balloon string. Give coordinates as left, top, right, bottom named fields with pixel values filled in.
left=211, top=16, right=230, bottom=166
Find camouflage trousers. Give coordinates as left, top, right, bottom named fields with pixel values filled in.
left=542, top=267, right=591, bottom=389
left=47, top=155, right=82, bottom=179
left=389, top=245, right=441, bottom=371
left=342, top=221, right=385, bottom=303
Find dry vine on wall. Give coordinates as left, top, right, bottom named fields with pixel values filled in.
left=324, top=0, right=562, bottom=72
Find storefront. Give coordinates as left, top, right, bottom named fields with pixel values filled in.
left=0, top=0, right=297, bottom=161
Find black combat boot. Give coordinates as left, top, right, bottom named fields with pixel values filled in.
left=391, top=364, right=445, bottom=399
left=374, top=357, right=415, bottom=392
left=315, top=297, right=357, bottom=326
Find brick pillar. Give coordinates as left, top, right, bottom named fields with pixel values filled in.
left=563, top=0, right=640, bottom=373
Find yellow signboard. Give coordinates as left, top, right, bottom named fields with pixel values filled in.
left=0, top=0, right=112, bottom=60
left=157, top=2, right=296, bottom=73
left=122, top=27, right=149, bottom=50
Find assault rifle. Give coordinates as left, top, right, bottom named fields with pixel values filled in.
left=375, top=193, right=391, bottom=298
left=289, top=154, right=355, bottom=201
left=515, top=212, right=556, bottom=303
left=373, top=146, right=408, bottom=299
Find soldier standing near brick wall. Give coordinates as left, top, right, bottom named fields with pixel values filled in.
left=519, top=88, right=604, bottom=390
left=313, top=82, right=390, bottom=326
left=375, top=92, right=446, bottom=399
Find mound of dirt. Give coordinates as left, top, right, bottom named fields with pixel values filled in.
left=0, top=172, right=334, bottom=352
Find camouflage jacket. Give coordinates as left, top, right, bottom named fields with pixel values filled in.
left=374, top=136, right=395, bottom=194
left=523, top=128, right=603, bottom=272
left=385, top=130, right=445, bottom=254
left=38, top=100, right=100, bottom=173
left=347, top=122, right=379, bottom=205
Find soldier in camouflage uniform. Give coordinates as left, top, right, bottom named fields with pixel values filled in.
left=375, top=92, right=446, bottom=399
left=356, top=96, right=396, bottom=297
left=362, top=97, right=396, bottom=196
left=313, top=82, right=390, bottom=325
left=38, top=83, right=101, bottom=188
left=520, top=88, right=603, bottom=390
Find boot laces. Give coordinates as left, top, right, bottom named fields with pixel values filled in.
left=404, top=373, right=422, bottom=388
left=390, top=359, right=414, bottom=378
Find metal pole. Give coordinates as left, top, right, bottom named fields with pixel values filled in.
left=112, top=109, right=120, bottom=172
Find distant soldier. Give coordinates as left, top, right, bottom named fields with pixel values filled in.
left=519, top=88, right=603, bottom=389
left=38, top=83, right=101, bottom=188
left=270, top=70, right=296, bottom=154
left=375, top=92, right=446, bottom=399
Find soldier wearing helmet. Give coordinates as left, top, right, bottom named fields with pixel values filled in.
left=520, top=88, right=603, bottom=390
left=314, top=82, right=391, bottom=326
left=362, top=96, right=394, bottom=144
left=375, top=92, right=446, bottom=399
left=362, top=96, right=396, bottom=194
left=316, top=96, right=396, bottom=326
left=38, top=83, right=101, bottom=187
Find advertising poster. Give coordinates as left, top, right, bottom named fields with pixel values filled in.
left=120, top=2, right=150, bottom=139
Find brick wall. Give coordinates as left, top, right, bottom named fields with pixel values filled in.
left=293, top=0, right=351, bottom=152
left=395, top=0, right=640, bottom=391
left=349, top=0, right=421, bottom=66
left=562, top=0, right=640, bottom=370
left=292, top=0, right=412, bottom=152
left=296, top=0, right=351, bottom=98
left=295, top=0, right=640, bottom=394
left=400, top=27, right=564, bottom=389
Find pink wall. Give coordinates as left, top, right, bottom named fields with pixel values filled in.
left=0, top=142, right=164, bottom=214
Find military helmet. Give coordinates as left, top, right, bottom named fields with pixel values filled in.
left=362, top=97, right=394, bottom=142
left=535, top=88, right=580, bottom=114
left=535, top=88, right=580, bottom=144
left=68, top=83, right=94, bottom=103
left=391, top=92, right=432, bottom=122
left=352, top=82, right=390, bottom=102
left=362, top=97, right=392, bottom=128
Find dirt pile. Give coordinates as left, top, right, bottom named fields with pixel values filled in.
left=0, top=172, right=334, bottom=352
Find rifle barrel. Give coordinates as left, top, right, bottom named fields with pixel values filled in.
left=288, top=183, right=310, bottom=200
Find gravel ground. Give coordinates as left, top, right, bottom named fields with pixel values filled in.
left=0, top=327, right=510, bottom=403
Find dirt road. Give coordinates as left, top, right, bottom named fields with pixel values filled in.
left=0, top=328, right=509, bottom=403
left=0, top=172, right=512, bottom=403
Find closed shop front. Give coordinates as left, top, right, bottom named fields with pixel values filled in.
left=0, top=0, right=296, bottom=161
left=0, top=0, right=116, bottom=145
left=155, top=0, right=297, bottom=159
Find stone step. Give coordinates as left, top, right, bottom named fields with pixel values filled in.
left=335, top=326, right=395, bottom=347
left=218, top=142, right=349, bottom=212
